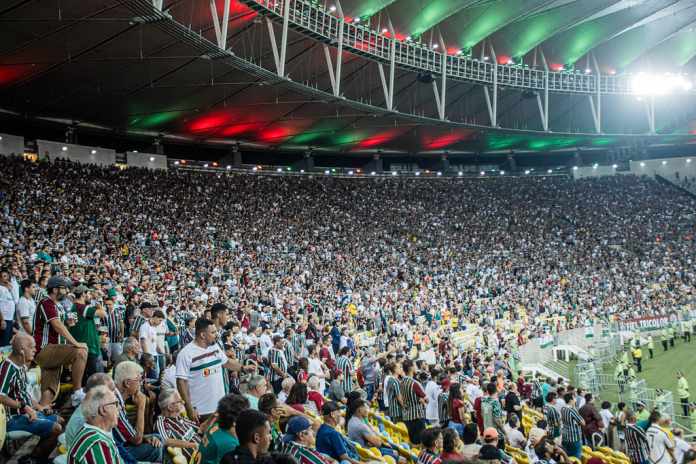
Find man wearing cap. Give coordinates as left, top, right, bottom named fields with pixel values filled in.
left=70, top=284, right=108, bottom=379
left=282, top=416, right=333, bottom=464
left=33, top=275, right=89, bottom=407
left=316, top=401, right=361, bottom=464
left=130, top=302, right=155, bottom=338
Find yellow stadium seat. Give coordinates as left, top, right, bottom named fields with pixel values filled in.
left=59, top=383, right=73, bottom=394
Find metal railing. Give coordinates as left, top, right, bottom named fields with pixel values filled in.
left=242, top=0, right=666, bottom=96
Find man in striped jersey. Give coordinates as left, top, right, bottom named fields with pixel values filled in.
left=155, top=389, right=201, bottom=460
left=0, top=333, right=63, bottom=461
left=624, top=410, right=650, bottom=464
left=32, top=276, right=89, bottom=408
left=543, top=392, right=562, bottom=444
left=281, top=416, right=333, bottom=464
left=268, top=335, right=289, bottom=394
left=560, top=392, right=585, bottom=459
left=401, top=359, right=427, bottom=445
left=285, top=328, right=298, bottom=369
left=383, top=362, right=404, bottom=423
left=113, top=360, right=162, bottom=462
left=68, top=385, right=123, bottom=464
left=336, top=346, right=354, bottom=394
left=104, top=295, right=125, bottom=362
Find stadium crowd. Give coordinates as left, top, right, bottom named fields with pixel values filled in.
left=0, top=156, right=695, bottom=464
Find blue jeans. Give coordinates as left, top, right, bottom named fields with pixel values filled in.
left=0, top=323, right=13, bottom=347
left=364, top=383, right=375, bottom=401
left=563, top=440, right=582, bottom=459
left=7, top=412, right=59, bottom=438
left=126, top=434, right=163, bottom=463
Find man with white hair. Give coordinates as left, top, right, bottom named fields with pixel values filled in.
left=244, top=375, right=268, bottom=410
left=68, top=385, right=122, bottom=464
left=155, top=389, right=201, bottom=460
left=114, top=360, right=162, bottom=462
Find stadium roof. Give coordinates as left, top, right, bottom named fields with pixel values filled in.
left=1, top=0, right=696, bottom=155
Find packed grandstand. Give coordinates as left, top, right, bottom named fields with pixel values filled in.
left=1, top=154, right=696, bottom=464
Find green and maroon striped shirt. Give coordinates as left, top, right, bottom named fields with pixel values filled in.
left=68, top=424, right=123, bottom=464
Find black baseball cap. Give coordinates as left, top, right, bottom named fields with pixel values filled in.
left=321, top=401, right=341, bottom=416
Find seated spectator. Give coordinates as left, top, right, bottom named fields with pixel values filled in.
left=286, top=382, right=310, bottom=413
left=281, top=416, right=333, bottom=464
left=440, top=428, right=466, bottom=463
left=328, top=371, right=347, bottom=404
left=244, top=375, right=268, bottom=410
left=504, top=415, right=527, bottom=449
left=418, top=427, right=443, bottom=464
left=112, top=337, right=142, bottom=372
left=199, top=394, right=250, bottom=464
left=33, top=276, right=89, bottom=407
left=533, top=438, right=570, bottom=464
left=459, top=423, right=481, bottom=461
left=278, top=377, right=295, bottom=404
left=221, top=409, right=273, bottom=464
left=307, top=376, right=324, bottom=414
left=346, top=399, right=400, bottom=461
left=113, top=360, right=163, bottom=462
left=481, top=428, right=512, bottom=463
left=259, top=392, right=286, bottom=453
left=0, top=333, right=63, bottom=462
left=155, top=389, right=201, bottom=461
left=316, top=401, right=361, bottom=464
left=68, top=385, right=122, bottom=464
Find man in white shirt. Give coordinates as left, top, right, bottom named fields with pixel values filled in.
left=176, top=318, right=241, bottom=423
left=646, top=414, right=675, bottom=464
left=17, top=279, right=36, bottom=334
left=139, top=310, right=167, bottom=378
left=672, top=429, right=691, bottom=464
left=0, top=268, right=17, bottom=346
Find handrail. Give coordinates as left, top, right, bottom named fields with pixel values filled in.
left=241, top=0, right=675, bottom=96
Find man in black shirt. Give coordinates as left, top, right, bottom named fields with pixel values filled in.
left=222, top=409, right=272, bottom=464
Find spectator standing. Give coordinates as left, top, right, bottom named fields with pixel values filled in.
left=176, top=318, right=241, bottom=422
left=17, top=278, right=36, bottom=334
left=70, top=285, right=108, bottom=379
left=401, top=359, right=427, bottom=445
left=560, top=393, right=585, bottom=459
left=0, top=268, right=17, bottom=346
